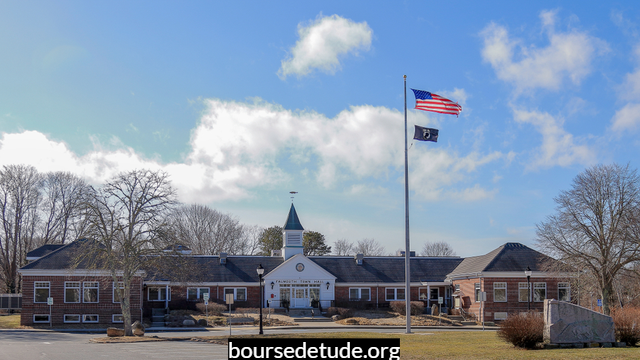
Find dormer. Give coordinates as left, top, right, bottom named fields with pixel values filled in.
left=355, top=253, right=364, bottom=265
left=282, top=204, right=304, bottom=260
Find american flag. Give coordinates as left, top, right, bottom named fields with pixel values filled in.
left=411, top=89, right=462, bottom=116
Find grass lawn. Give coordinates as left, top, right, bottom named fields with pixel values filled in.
left=0, top=314, right=20, bottom=329
left=172, top=331, right=640, bottom=360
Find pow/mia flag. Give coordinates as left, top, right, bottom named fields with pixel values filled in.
left=413, top=125, right=439, bottom=142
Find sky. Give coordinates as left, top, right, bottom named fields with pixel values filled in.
left=1, top=1, right=639, bottom=257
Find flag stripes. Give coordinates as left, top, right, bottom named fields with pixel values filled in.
left=411, top=89, right=462, bottom=116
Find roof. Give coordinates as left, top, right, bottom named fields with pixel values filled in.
left=448, top=242, right=555, bottom=276
left=21, top=239, right=103, bottom=270
left=283, top=204, right=304, bottom=230
left=146, top=256, right=284, bottom=283
left=26, top=244, right=65, bottom=259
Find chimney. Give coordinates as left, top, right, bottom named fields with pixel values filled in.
left=220, top=252, right=227, bottom=265
left=396, top=250, right=415, bottom=257
left=271, top=249, right=282, bottom=257
left=354, top=253, right=364, bottom=265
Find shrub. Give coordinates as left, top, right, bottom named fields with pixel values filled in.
left=326, top=307, right=355, bottom=319
left=611, top=306, right=640, bottom=346
left=389, top=301, right=424, bottom=316
left=195, top=302, right=226, bottom=316
left=497, top=311, right=543, bottom=349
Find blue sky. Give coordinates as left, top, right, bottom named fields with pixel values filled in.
left=2, top=1, right=639, bottom=256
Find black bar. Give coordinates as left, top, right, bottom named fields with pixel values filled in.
left=229, top=338, right=400, bottom=360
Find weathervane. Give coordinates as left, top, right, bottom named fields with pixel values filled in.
left=289, top=191, right=297, bottom=202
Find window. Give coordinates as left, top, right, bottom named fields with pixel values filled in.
left=83, top=282, right=99, bottom=303
left=224, top=288, right=246, bottom=301
left=385, top=288, right=405, bottom=301
left=430, top=288, right=439, bottom=300
left=419, top=288, right=428, bottom=301
left=533, top=282, right=547, bottom=302
left=83, top=314, right=99, bottom=323
left=148, top=287, right=170, bottom=301
left=65, top=282, right=81, bottom=303
left=519, top=282, right=530, bottom=302
left=493, top=282, right=507, bottom=302
left=33, top=314, right=50, bottom=323
left=187, top=287, right=210, bottom=301
left=64, top=314, right=81, bottom=323
left=349, top=288, right=370, bottom=301
left=112, top=314, right=123, bottom=323
left=113, top=282, right=124, bottom=303
left=34, top=282, right=50, bottom=303
left=474, top=283, right=481, bottom=302
left=558, top=282, right=571, bottom=302
left=279, top=285, right=290, bottom=304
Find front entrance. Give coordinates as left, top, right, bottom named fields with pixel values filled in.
left=281, top=284, right=321, bottom=308
left=294, top=287, right=308, bottom=308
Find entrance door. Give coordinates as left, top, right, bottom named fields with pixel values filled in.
left=293, top=287, right=309, bottom=308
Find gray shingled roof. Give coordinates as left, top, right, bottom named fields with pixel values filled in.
left=26, top=244, right=65, bottom=259
left=21, top=239, right=102, bottom=270
left=448, top=242, right=555, bottom=276
left=146, top=256, right=285, bottom=282
left=283, top=204, right=304, bottom=230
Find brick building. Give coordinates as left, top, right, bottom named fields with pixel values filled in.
left=18, top=204, right=570, bottom=326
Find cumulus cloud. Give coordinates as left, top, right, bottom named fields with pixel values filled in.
left=278, top=14, right=372, bottom=79
left=611, top=45, right=640, bottom=133
left=512, top=108, right=595, bottom=170
left=480, top=10, right=607, bottom=94
left=0, top=97, right=503, bottom=204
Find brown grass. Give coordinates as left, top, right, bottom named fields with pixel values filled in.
left=0, top=314, right=21, bottom=329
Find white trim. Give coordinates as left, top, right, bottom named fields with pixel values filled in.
left=264, top=253, right=337, bottom=281
left=113, top=282, right=124, bottom=303
left=18, top=269, right=146, bottom=277
left=493, top=282, right=507, bottom=302
left=447, top=271, right=574, bottom=280
left=64, top=281, right=81, bottom=303
left=223, top=287, right=247, bottom=301
left=64, top=314, right=81, bottom=323
left=33, top=314, right=50, bottom=323
left=336, top=282, right=425, bottom=287
left=147, top=286, right=170, bottom=301
left=34, top=281, right=50, bottom=303
left=112, top=314, right=123, bottom=323
left=385, top=287, right=406, bottom=301
left=558, top=282, right=571, bottom=302
left=83, top=314, right=99, bottom=323
left=187, top=287, right=210, bottom=301
left=83, top=281, right=99, bottom=303
left=533, top=282, right=547, bottom=302
left=518, top=282, right=530, bottom=302
left=348, top=287, right=371, bottom=301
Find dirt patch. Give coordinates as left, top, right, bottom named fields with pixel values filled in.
left=337, top=310, right=459, bottom=326
left=91, top=336, right=168, bottom=343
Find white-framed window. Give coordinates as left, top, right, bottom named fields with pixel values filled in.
left=474, top=283, right=481, bottom=302
left=83, top=314, right=99, bottom=323
left=83, top=282, right=99, bottom=303
left=33, top=314, right=50, bottom=323
left=148, top=287, right=170, bottom=301
left=518, top=282, right=530, bottom=302
left=34, top=282, right=50, bottom=303
left=65, top=282, right=81, bottom=303
left=558, top=282, right=571, bottom=302
left=224, top=288, right=246, bottom=301
left=349, top=288, right=371, bottom=301
left=112, top=314, right=123, bottom=323
left=533, top=282, right=547, bottom=302
left=454, top=284, right=460, bottom=291
left=64, top=314, right=81, bottom=323
left=113, top=282, right=124, bottom=303
left=493, top=282, right=507, bottom=302
left=385, top=288, right=405, bottom=301
left=187, top=287, right=210, bottom=301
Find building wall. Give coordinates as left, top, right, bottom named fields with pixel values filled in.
left=21, top=275, right=143, bottom=326
left=452, top=277, right=569, bottom=322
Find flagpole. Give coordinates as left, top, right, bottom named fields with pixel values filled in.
left=404, top=75, right=411, bottom=334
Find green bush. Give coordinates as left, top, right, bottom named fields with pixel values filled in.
left=497, top=311, right=543, bottom=349
left=611, top=306, right=640, bottom=346
left=389, top=301, right=424, bottom=315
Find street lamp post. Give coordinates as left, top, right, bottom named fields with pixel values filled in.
left=257, top=264, right=264, bottom=335
left=525, top=266, right=532, bottom=311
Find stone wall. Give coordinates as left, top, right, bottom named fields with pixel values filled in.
left=544, top=299, right=615, bottom=344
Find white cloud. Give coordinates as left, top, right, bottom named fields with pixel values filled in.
left=611, top=44, right=640, bottom=134
left=0, top=97, right=502, bottom=204
left=611, top=103, right=640, bottom=132
left=480, top=11, right=607, bottom=94
left=278, top=14, right=372, bottom=79
left=512, top=108, right=595, bottom=170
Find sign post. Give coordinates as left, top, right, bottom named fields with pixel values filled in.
left=479, top=292, right=487, bottom=330
left=47, top=297, right=53, bottom=327
left=438, top=297, right=443, bottom=325
left=203, top=293, right=210, bottom=323
left=226, top=294, right=234, bottom=336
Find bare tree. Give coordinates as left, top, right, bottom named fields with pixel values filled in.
left=354, top=238, right=386, bottom=256
left=536, top=163, right=640, bottom=315
left=333, top=238, right=354, bottom=256
left=37, top=172, right=90, bottom=245
left=421, top=241, right=457, bottom=256
left=169, top=204, right=244, bottom=255
left=0, top=165, right=41, bottom=293
left=81, top=169, right=177, bottom=335
left=238, top=224, right=263, bottom=255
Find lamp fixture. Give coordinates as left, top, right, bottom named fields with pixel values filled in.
left=271, top=282, right=275, bottom=289
left=326, top=282, right=330, bottom=290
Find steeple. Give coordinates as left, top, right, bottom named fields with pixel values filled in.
left=283, top=204, right=304, bottom=231
left=282, top=203, right=304, bottom=259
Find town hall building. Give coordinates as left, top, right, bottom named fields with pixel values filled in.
left=18, top=204, right=569, bottom=326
